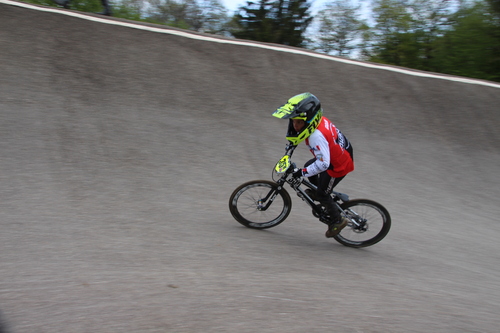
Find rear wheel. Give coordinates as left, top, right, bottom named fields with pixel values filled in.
left=229, top=180, right=292, bottom=229
left=334, top=199, right=391, bottom=248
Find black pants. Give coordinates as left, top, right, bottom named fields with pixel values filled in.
left=304, top=145, right=353, bottom=222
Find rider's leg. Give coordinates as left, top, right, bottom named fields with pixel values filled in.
left=316, top=172, right=348, bottom=237
left=316, top=173, right=344, bottom=220
left=304, top=158, right=342, bottom=206
left=305, top=146, right=353, bottom=237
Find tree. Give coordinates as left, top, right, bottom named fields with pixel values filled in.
left=196, top=0, right=231, bottom=34
left=231, top=0, right=276, bottom=42
left=365, top=0, right=414, bottom=65
left=231, top=0, right=313, bottom=47
left=432, top=1, right=500, bottom=81
left=313, top=0, right=364, bottom=57
left=362, top=0, right=500, bottom=82
left=147, top=0, right=229, bottom=33
left=366, top=0, right=457, bottom=70
left=273, top=0, right=313, bottom=46
left=486, top=0, right=500, bottom=16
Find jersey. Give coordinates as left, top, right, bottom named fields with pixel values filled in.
left=303, top=116, right=354, bottom=178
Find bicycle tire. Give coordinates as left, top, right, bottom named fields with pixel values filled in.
left=334, top=199, right=391, bottom=248
left=229, top=180, right=292, bottom=229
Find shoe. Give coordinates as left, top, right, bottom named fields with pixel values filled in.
left=325, top=217, right=348, bottom=238
left=305, top=189, right=318, bottom=201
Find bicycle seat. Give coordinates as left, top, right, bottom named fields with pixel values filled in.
left=332, top=191, right=349, bottom=202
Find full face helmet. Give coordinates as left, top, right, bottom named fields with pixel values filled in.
left=272, top=92, right=323, bottom=145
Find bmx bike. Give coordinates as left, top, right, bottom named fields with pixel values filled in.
left=229, top=144, right=391, bottom=248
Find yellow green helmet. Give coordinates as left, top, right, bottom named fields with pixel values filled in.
left=272, top=92, right=323, bottom=145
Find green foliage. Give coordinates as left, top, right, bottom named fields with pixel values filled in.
left=366, top=0, right=450, bottom=69
left=22, top=0, right=58, bottom=7
left=231, top=0, right=313, bottom=47
left=146, top=0, right=229, bottom=34
left=486, top=0, right=500, bottom=16
left=112, top=0, right=144, bottom=20
left=432, top=1, right=500, bottom=81
left=231, top=0, right=274, bottom=42
left=360, top=0, right=500, bottom=82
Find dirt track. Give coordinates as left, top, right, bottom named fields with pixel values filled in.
left=1, top=1, right=500, bottom=332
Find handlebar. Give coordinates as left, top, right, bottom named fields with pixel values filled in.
left=284, top=162, right=297, bottom=175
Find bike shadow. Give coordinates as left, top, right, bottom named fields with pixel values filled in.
left=229, top=223, right=370, bottom=254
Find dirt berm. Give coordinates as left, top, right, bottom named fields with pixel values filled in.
left=1, top=1, right=500, bottom=332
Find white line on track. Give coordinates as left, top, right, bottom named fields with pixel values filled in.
left=3, top=0, right=500, bottom=89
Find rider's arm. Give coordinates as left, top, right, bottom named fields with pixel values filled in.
left=303, top=131, right=331, bottom=178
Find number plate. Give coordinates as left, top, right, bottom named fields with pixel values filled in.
left=275, top=155, right=290, bottom=173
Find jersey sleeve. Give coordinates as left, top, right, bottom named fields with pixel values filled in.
left=303, top=131, right=331, bottom=177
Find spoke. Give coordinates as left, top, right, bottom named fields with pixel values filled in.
left=338, top=202, right=387, bottom=245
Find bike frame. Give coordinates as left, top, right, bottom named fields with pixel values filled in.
left=271, top=144, right=350, bottom=226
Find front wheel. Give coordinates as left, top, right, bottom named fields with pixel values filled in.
left=229, top=180, right=292, bottom=229
left=334, top=199, right=391, bottom=248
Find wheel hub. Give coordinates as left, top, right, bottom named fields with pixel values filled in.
left=352, top=220, right=368, bottom=233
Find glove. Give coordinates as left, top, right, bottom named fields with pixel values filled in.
left=292, top=167, right=305, bottom=178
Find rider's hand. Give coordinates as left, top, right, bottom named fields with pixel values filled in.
left=292, top=168, right=305, bottom=178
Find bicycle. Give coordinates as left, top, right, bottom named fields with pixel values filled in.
left=229, top=144, right=391, bottom=248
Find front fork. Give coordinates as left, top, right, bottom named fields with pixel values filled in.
left=257, top=182, right=287, bottom=211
